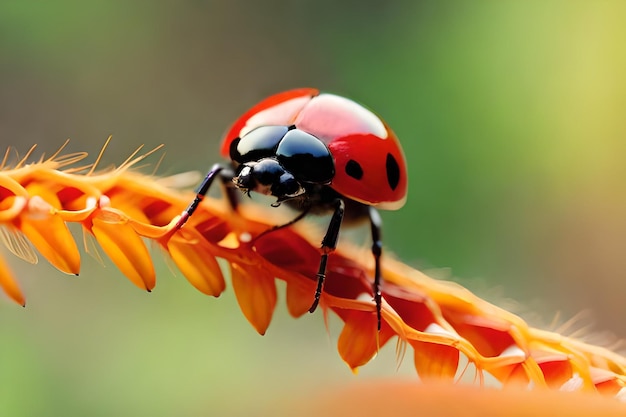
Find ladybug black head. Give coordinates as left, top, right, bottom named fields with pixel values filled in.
left=230, top=125, right=336, bottom=206
left=233, top=158, right=305, bottom=206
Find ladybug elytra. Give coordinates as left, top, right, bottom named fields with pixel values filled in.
left=176, top=88, right=408, bottom=330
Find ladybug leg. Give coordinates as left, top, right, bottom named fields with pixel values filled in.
left=251, top=205, right=312, bottom=244
left=175, top=163, right=236, bottom=230
left=368, top=207, right=383, bottom=331
left=271, top=205, right=311, bottom=231
left=309, top=198, right=345, bottom=314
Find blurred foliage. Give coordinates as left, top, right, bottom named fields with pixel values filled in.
left=1, top=1, right=625, bottom=416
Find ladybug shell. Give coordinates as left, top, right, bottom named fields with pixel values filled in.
left=220, top=88, right=407, bottom=210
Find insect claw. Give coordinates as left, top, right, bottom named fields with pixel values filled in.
left=308, top=297, right=320, bottom=313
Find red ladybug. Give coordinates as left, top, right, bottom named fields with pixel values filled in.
left=176, top=88, right=408, bottom=329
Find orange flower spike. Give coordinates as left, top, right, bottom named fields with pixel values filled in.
left=18, top=183, right=81, bottom=275
left=0, top=254, right=26, bottom=306
left=2, top=142, right=626, bottom=399
left=90, top=203, right=155, bottom=291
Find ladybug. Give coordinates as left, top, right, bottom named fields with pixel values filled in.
left=176, top=88, right=408, bottom=330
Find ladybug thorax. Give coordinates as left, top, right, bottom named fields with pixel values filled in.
left=229, top=125, right=335, bottom=205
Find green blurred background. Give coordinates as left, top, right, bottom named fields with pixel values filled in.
left=1, top=1, right=625, bottom=416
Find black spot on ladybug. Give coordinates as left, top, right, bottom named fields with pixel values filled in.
left=345, top=159, right=363, bottom=180
left=386, top=153, right=400, bottom=190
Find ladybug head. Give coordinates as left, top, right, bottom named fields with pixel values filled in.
left=229, top=125, right=336, bottom=207
left=233, top=158, right=305, bottom=206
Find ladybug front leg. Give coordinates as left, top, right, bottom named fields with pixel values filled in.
left=369, top=206, right=383, bottom=331
left=175, top=163, right=236, bottom=230
left=309, top=198, right=345, bottom=314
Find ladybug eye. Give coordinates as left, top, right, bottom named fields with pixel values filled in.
left=229, top=137, right=242, bottom=161
left=276, top=129, right=334, bottom=184
left=272, top=173, right=305, bottom=200
left=233, top=125, right=289, bottom=163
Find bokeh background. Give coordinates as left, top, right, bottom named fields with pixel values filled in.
left=1, top=1, right=625, bottom=416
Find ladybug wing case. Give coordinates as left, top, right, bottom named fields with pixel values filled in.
left=293, top=93, right=408, bottom=209
left=326, top=131, right=407, bottom=209
left=220, top=88, right=320, bottom=157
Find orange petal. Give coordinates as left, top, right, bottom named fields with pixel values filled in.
left=91, top=214, right=155, bottom=291
left=411, top=340, right=460, bottom=381
left=532, top=350, right=573, bottom=389
left=592, top=367, right=625, bottom=396
left=129, top=219, right=173, bottom=240
left=230, top=261, right=276, bottom=335
left=167, top=236, right=225, bottom=296
left=106, top=194, right=151, bottom=224
left=285, top=278, right=316, bottom=317
left=18, top=197, right=80, bottom=275
left=337, top=309, right=380, bottom=371
left=444, top=312, right=517, bottom=358
left=0, top=175, right=28, bottom=222
left=0, top=254, right=26, bottom=306
left=55, top=197, right=99, bottom=223
left=488, top=361, right=531, bottom=388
